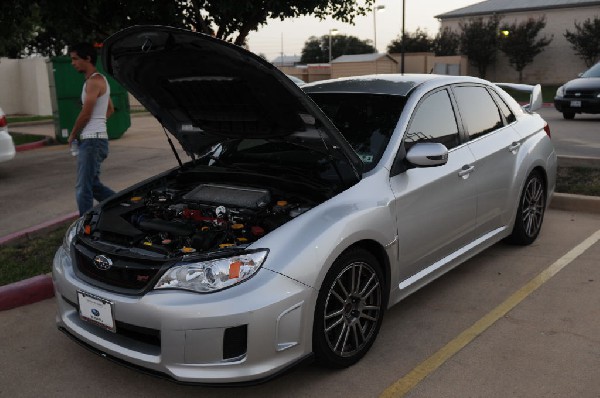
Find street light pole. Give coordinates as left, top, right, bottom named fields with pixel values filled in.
left=401, top=0, right=405, bottom=74
left=329, top=28, right=338, bottom=63
left=373, top=5, right=385, bottom=53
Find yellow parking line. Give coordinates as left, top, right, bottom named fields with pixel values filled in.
left=380, top=229, right=600, bottom=398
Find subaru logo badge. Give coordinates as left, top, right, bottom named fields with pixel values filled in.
left=93, top=255, right=113, bottom=271
left=91, top=309, right=100, bottom=317
left=575, top=92, right=581, bottom=97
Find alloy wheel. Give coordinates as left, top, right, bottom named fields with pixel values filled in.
left=322, top=261, right=382, bottom=358
left=521, top=176, right=545, bottom=238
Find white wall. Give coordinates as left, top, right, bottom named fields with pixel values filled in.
left=0, top=57, right=52, bottom=115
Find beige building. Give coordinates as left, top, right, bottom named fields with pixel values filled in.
left=330, top=53, right=397, bottom=78
left=437, top=0, right=600, bottom=84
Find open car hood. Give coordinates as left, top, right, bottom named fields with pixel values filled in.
left=102, top=25, right=362, bottom=176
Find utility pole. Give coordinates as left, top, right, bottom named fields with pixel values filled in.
left=401, top=0, right=406, bottom=74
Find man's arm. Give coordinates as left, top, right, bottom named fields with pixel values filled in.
left=68, top=77, right=102, bottom=144
left=106, top=98, right=114, bottom=119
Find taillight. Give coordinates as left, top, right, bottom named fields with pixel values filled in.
left=0, top=115, right=6, bottom=128
left=543, top=122, right=551, bottom=138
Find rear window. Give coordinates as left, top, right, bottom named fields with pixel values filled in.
left=309, top=93, right=405, bottom=172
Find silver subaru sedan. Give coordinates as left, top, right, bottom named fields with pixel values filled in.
left=53, top=25, right=556, bottom=384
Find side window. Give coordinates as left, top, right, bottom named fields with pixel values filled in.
left=453, top=86, right=504, bottom=140
left=489, top=89, right=516, bottom=124
left=404, top=89, right=460, bottom=151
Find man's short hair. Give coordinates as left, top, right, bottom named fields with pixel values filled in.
left=69, top=42, right=97, bottom=65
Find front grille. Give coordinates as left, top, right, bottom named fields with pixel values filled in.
left=564, top=90, right=597, bottom=99
left=72, top=241, right=168, bottom=294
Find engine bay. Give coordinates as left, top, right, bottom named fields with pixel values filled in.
left=82, top=178, right=314, bottom=257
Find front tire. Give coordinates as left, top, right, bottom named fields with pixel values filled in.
left=313, top=248, right=385, bottom=368
left=506, top=171, right=546, bottom=245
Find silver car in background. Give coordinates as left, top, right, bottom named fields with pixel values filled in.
left=53, top=26, right=556, bottom=384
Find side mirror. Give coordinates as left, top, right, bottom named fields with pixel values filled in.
left=406, top=143, right=448, bottom=167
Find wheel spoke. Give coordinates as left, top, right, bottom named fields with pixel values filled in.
left=335, top=279, right=350, bottom=301
left=360, top=313, right=378, bottom=322
left=325, top=308, right=344, bottom=320
left=333, top=323, right=348, bottom=352
left=351, top=323, right=360, bottom=351
left=358, top=273, right=375, bottom=296
left=325, top=315, right=344, bottom=333
left=354, top=264, right=363, bottom=294
left=331, top=289, right=345, bottom=305
left=363, top=280, right=380, bottom=300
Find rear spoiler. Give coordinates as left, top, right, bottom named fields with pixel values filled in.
left=494, top=83, right=543, bottom=112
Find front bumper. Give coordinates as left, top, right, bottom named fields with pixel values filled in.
left=554, top=97, right=600, bottom=114
left=52, top=246, right=316, bottom=384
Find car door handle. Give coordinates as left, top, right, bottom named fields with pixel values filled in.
left=508, top=142, right=521, bottom=153
left=458, top=164, right=475, bottom=178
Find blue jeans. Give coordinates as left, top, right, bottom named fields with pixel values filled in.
left=76, top=138, right=115, bottom=215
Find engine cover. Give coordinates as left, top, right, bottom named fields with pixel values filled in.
left=182, top=184, right=271, bottom=209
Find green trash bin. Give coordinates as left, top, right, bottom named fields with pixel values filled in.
left=50, top=56, right=131, bottom=144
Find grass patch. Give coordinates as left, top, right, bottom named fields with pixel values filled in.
left=7, top=115, right=53, bottom=124
left=0, top=224, right=69, bottom=287
left=9, top=132, right=46, bottom=145
left=556, top=167, right=600, bottom=196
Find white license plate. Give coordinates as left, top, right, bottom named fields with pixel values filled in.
left=570, top=100, right=582, bottom=107
left=77, top=291, right=116, bottom=332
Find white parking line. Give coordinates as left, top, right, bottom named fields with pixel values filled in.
left=380, top=229, right=600, bottom=398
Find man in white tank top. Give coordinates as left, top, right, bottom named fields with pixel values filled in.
left=68, top=42, right=116, bottom=215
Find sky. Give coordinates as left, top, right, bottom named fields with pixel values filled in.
left=246, top=0, right=482, bottom=61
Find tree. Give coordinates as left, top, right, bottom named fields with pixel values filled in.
left=4, top=0, right=375, bottom=57
left=459, top=16, right=502, bottom=78
left=0, top=1, right=42, bottom=58
left=387, top=28, right=433, bottom=53
left=432, top=27, right=460, bottom=56
left=564, top=17, right=600, bottom=67
left=301, top=34, right=375, bottom=63
left=499, top=17, right=552, bottom=82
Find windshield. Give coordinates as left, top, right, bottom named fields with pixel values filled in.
left=581, top=63, right=600, bottom=78
left=308, top=93, right=406, bottom=172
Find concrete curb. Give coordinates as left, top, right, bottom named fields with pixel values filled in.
left=550, top=193, right=600, bottom=214
left=0, top=211, right=79, bottom=246
left=0, top=274, right=54, bottom=311
left=15, top=136, right=54, bottom=152
left=0, top=212, right=79, bottom=311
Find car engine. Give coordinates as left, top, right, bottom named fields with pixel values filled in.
left=84, top=182, right=312, bottom=257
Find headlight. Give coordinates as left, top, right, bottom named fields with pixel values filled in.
left=555, top=86, right=564, bottom=97
left=155, top=250, right=268, bottom=293
left=62, top=219, right=82, bottom=251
